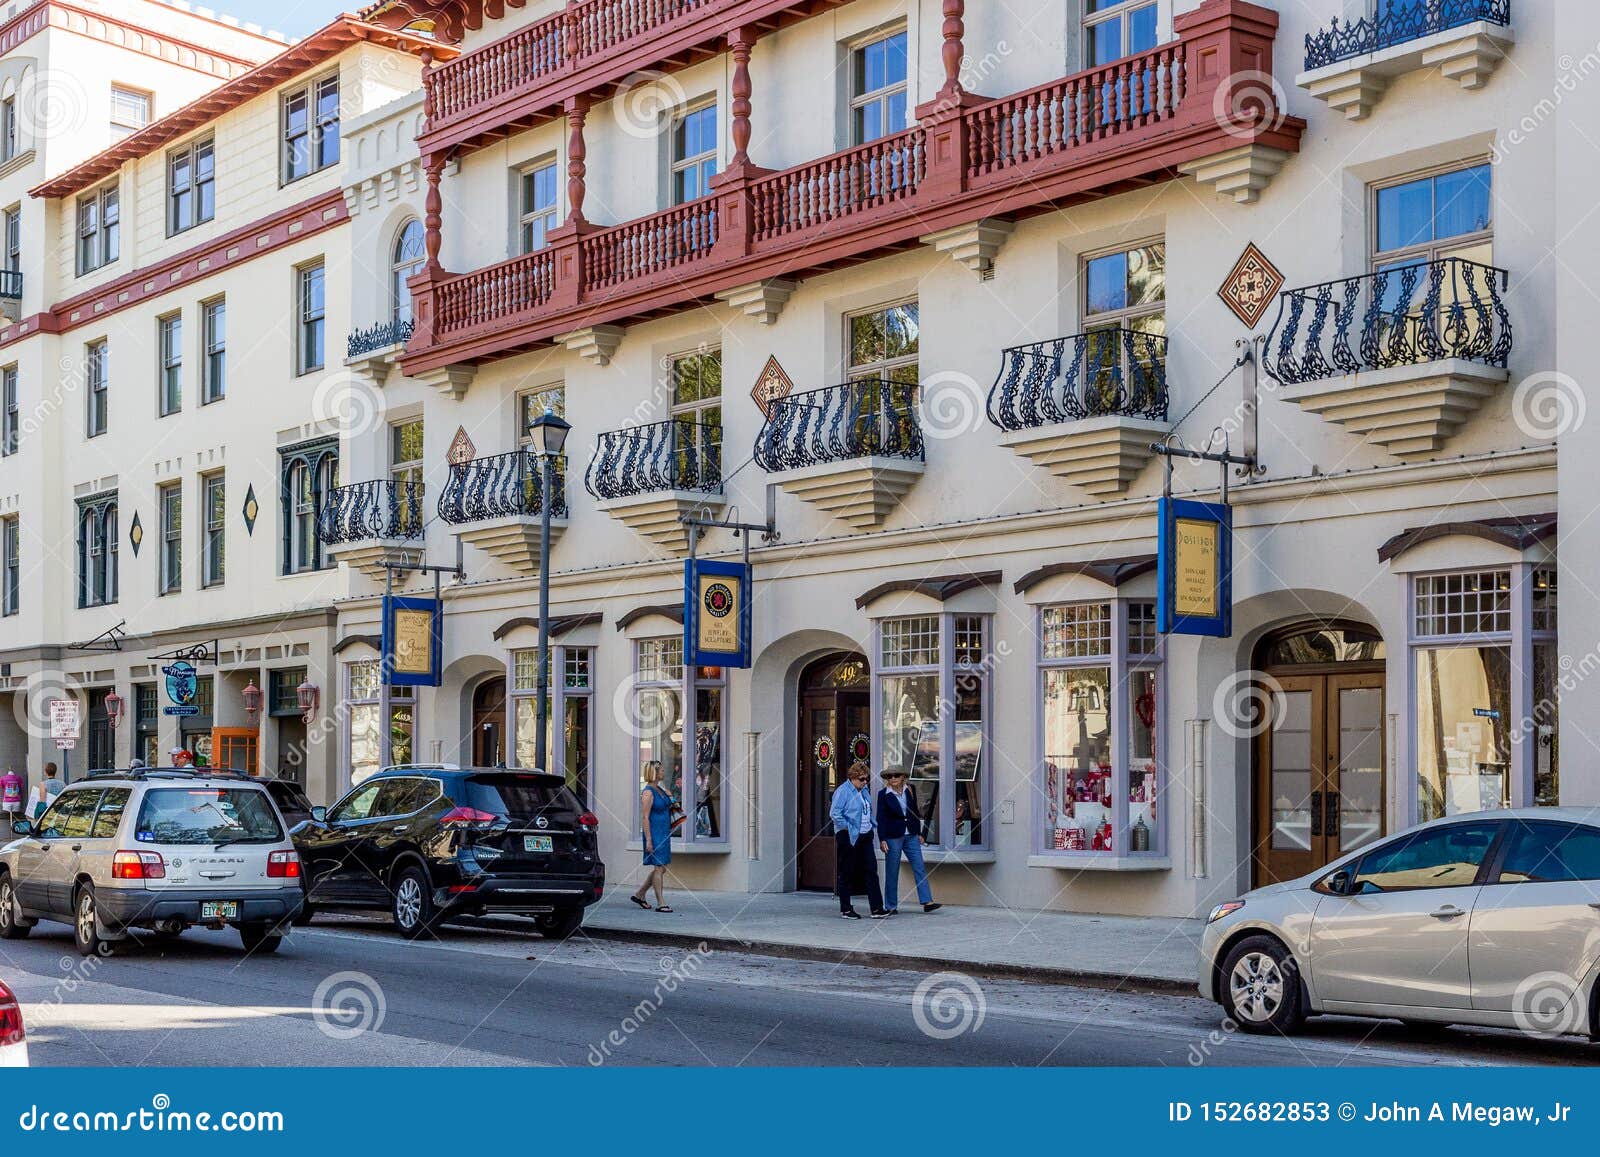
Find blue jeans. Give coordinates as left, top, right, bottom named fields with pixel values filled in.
left=883, top=835, right=932, bottom=909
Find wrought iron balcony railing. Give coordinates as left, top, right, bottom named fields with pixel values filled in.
left=318, top=479, right=426, bottom=545
left=754, top=379, right=923, bottom=473
left=987, top=329, right=1168, bottom=431
left=437, top=450, right=570, bottom=524
left=0, top=269, right=20, bottom=300
left=584, top=419, right=723, bottom=500
left=1262, top=257, right=1512, bottom=386
left=1305, top=0, right=1511, bottom=70
left=347, top=318, right=415, bottom=359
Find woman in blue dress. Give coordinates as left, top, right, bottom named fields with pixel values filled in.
left=630, top=760, right=675, bottom=912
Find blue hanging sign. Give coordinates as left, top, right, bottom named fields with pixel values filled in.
left=382, top=595, right=444, bottom=687
left=685, top=558, right=752, bottom=669
left=162, top=660, right=200, bottom=716
left=1157, top=496, right=1233, bottom=638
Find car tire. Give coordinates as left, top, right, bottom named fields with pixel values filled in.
left=391, top=866, right=436, bottom=940
left=1219, top=935, right=1304, bottom=1035
left=238, top=923, right=283, bottom=955
left=535, top=907, right=583, bottom=941
left=73, top=886, right=116, bottom=958
left=0, top=874, right=30, bottom=940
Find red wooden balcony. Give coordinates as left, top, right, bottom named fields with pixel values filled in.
left=402, top=1, right=1302, bottom=377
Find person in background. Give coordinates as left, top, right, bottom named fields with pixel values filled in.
left=29, top=762, right=63, bottom=821
left=877, top=770, right=942, bottom=914
left=630, top=760, right=674, bottom=913
left=0, top=768, right=21, bottom=828
left=170, top=747, right=195, bottom=769
left=829, top=760, right=886, bottom=920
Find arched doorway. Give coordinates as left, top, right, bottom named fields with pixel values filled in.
left=796, top=652, right=870, bottom=891
left=472, top=677, right=507, bottom=767
left=1253, top=620, right=1386, bottom=887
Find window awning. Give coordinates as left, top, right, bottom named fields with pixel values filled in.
left=853, top=571, right=1002, bottom=611
left=1376, top=514, right=1555, bottom=564
left=492, top=612, right=602, bottom=642
left=1012, top=555, right=1157, bottom=596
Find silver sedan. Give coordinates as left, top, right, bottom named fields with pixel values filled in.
left=1199, top=808, right=1600, bottom=1039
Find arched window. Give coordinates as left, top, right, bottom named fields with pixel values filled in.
left=391, top=219, right=425, bottom=324
left=76, top=493, right=118, bottom=607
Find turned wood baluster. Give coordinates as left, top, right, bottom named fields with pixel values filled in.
left=566, top=97, right=589, bottom=225
left=939, top=0, right=966, bottom=101
left=420, top=47, right=437, bottom=128
left=729, top=28, right=755, bottom=168
left=423, top=152, right=446, bottom=274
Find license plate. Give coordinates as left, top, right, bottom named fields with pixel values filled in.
left=523, top=835, right=553, bottom=853
left=201, top=900, right=238, bottom=920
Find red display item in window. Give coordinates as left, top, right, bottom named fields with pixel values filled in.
left=1136, top=690, right=1157, bottom=730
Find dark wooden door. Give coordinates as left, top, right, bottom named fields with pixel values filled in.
left=796, top=689, right=870, bottom=891
left=472, top=677, right=507, bottom=767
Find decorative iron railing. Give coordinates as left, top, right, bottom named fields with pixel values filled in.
left=318, top=480, right=426, bottom=545
left=1305, top=0, right=1511, bottom=70
left=0, top=269, right=21, bottom=300
left=754, top=379, right=923, bottom=472
left=346, top=318, right=415, bottom=359
left=1262, top=257, right=1512, bottom=386
left=437, top=450, right=569, bottom=523
left=987, top=329, right=1169, bottom=431
left=584, top=419, right=723, bottom=499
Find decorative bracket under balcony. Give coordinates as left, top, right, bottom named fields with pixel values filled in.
left=438, top=450, right=569, bottom=575
left=598, top=492, right=724, bottom=553
left=586, top=419, right=725, bottom=553
left=755, top=379, right=925, bottom=530
left=453, top=515, right=569, bottom=574
left=1000, top=417, right=1170, bottom=496
left=344, top=319, right=416, bottom=388
left=920, top=219, right=1015, bottom=278
left=559, top=324, right=625, bottom=367
left=1278, top=359, right=1507, bottom=459
left=327, top=538, right=424, bottom=582
left=1178, top=144, right=1292, bottom=205
left=1298, top=11, right=1514, bottom=121
left=415, top=363, right=477, bottom=400
left=714, top=279, right=798, bottom=326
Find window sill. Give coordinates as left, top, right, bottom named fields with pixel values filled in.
left=0, top=148, right=36, bottom=180
left=1028, top=853, right=1171, bottom=872
left=625, top=839, right=731, bottom=855
left=918, top=848, right=996, bottom=865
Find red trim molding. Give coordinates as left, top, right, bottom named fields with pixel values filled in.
left=0, top=190, right=348, bottom=349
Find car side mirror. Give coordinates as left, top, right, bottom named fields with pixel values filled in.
left=1327, top=869, right=1352, bottom=895
left=9, top=818, right=31, bottom=837
left=310, top=806, right=327, bottom=824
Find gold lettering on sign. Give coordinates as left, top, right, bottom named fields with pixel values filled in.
left=696, top=574, right=740, bottom=654
left=392, top=608, right=435, bottom=675
left=1172, top=518, right=1220, bottom=618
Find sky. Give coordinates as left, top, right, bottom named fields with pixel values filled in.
left=191, top=0, right=342, bottom=42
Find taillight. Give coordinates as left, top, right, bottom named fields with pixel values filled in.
left=0, top=980, right=22, bottom=1046
left=439, top=807, right=497, bottom=830
left=112, top=851, right=165, bottom=880
left=267, top=850, right=301, bottom=878
left=578, top=812, right=599, bottom=831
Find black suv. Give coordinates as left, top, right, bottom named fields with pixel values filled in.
left=293, top=765, right=604, bottom=939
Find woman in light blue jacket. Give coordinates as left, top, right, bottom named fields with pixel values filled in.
left=829, top=761, right=886, bottom=920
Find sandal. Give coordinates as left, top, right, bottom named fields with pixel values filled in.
left=655, top=905, right=674, bottom=913
left=629, top=895, right=650, bottom=909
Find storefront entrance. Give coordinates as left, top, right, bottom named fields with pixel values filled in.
left=1252, top=622, right=1387, bottom=887
left=796, top=652, right=870, bottom=891
left=472, top=677, right=507, bottom=767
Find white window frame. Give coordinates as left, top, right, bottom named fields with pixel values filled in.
left=109, top=85, right=151, bottom=135
left=76, top=184, right=119, bottom=276
left=848, top=27, right=908, bottom=146
left=201, top=298, right=225, bottom=403
left=0, top=97, right=15, bottom=161
left=200, top=471, right=225, bottom=588
left=85, top=339, right=108, bottom=438
left=3, top=205, right=18, bottom=272
left=168, top=136, right=215, bottom=236
left=1371, top=160, right=1494, bottom=270
left=296, top=261, right=326, bottom=375
left=669, top=100, right=718, bottom=206
left=1081, top=0, right=1162, bottom=68
left=282, top=73, right=340, bottom=184
left=391, top=219, right=425, bottom=322
left=517, top=159, right=559, bottom=254
left=157, top=313, right=182, bottom=417
left=158, top=480, right=181, bottom=594
left=508, top=645, right=595, bottom=806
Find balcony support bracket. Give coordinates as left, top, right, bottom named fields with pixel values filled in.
left=1297, top=20, right=1515, bottom=121
left=559, top=324, right=625, bottom=367
left=714, top=278, right=798, bottom=326
left=416, top=363, right=477, bottom=400
left=1001, top=416, right=1170, bottom=497
left=1279, top=358, right=1509, bottom=460
left=920, top=218, right=1014, bottom=279
left=1178, top=143, right=1292, bottom=205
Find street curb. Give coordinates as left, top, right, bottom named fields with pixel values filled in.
left=471, top=914, right=1199, bottom=997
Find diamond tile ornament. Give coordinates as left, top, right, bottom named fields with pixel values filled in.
left=447, top=426, right=477, bottom=466
left=751, top=355, right=794, bottom=419
left=1218, top=243, right=1285, bottom=330
left=128, top=512, right=143, bottom=555
left=241, top=484, right=259, bottom=535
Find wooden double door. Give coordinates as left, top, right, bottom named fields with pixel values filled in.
left=1254, top=671, right=1386, bottom=886
left=796, top=653, right=871, bottom=891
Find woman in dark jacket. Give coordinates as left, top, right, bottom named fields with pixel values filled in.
left=876, top=771, right=941, bottom=914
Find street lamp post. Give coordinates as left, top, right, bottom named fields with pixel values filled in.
left=528, top=406, right=570, bottom=773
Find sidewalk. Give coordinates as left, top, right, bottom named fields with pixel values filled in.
left=580, top=889, right=1203, bottom=993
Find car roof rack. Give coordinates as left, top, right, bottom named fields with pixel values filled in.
left=82, top=767, right=258, bottom=783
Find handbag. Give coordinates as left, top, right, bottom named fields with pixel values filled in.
left=668, top=801, right=687, bottom=833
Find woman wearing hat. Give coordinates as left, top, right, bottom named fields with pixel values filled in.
left=877, top=770, right=940, bottom=914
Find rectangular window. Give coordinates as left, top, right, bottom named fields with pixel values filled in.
left=670, top=349, right=722, bottom=488
left=670, top=103, right=718, bottom=204
left=159, top=481, right=181, bottom=594
left=1, top=365, right=15, bottom=456
left=3, top=206, right=18, bottom=272
left=1374, top=162, right=1492, bottom=267
left=1084, top=0, right=1158, bottom=66
left=390, top=417, right=424, bottom=529
left=1084, top=240, right=1166, bottom=334
left=345, top=659, right=413, bottom=786
left=201, top=299, right=225, bottom=403
left=134, top=684, right=158, bottom=765
left=110, top=86, right=151, bottom=135
left=168, top=136, right=215, bottom=235
left=519, top=160, right=559, bottom=253
left=850, top=30, right=908, bottom=145
left=1, top=515, right=17, bottom=617
left=512, top=645, right=596, bottom=804
left=201, top=472, right=225, bottom=588
left=282, top=75, right=339, bottom=183
left=76, top=185, right=119, bottom=275
left=85, top=339, right=108, bottom=437
left=628, top=638, right=723, bottom=841
left=157, top=314, right=182, bottom=416
left=0, top=97, right=15, bottom=161
left=297, top=262, right=325, bottom=374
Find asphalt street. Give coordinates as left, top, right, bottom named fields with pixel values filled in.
left=1, top=915, right=1596, bottom=1067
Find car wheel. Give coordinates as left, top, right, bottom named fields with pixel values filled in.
left=1220, top=935, right=1303, bottom=1035
left=391, top=867, right=436, bottom=940
left=73, top=886, right=115, bottom=958
left=534, top=907, right=583, bottom=941
left=0, top=875, right=29, bottom=940
left=238, top=923, right=283, bottom=955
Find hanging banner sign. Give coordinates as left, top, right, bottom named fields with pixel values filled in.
left=1157, top=496, right=1233, bottom=638
left=382, top=595, right=443, bottom=687
left=684, top=559, right=752, bottom=669
left=162, top=661, right=201, bottom=716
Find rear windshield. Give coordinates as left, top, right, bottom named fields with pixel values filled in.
left=133, top=787, right=284, bottom=846
left=464, top=775, right=579, bottom=821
